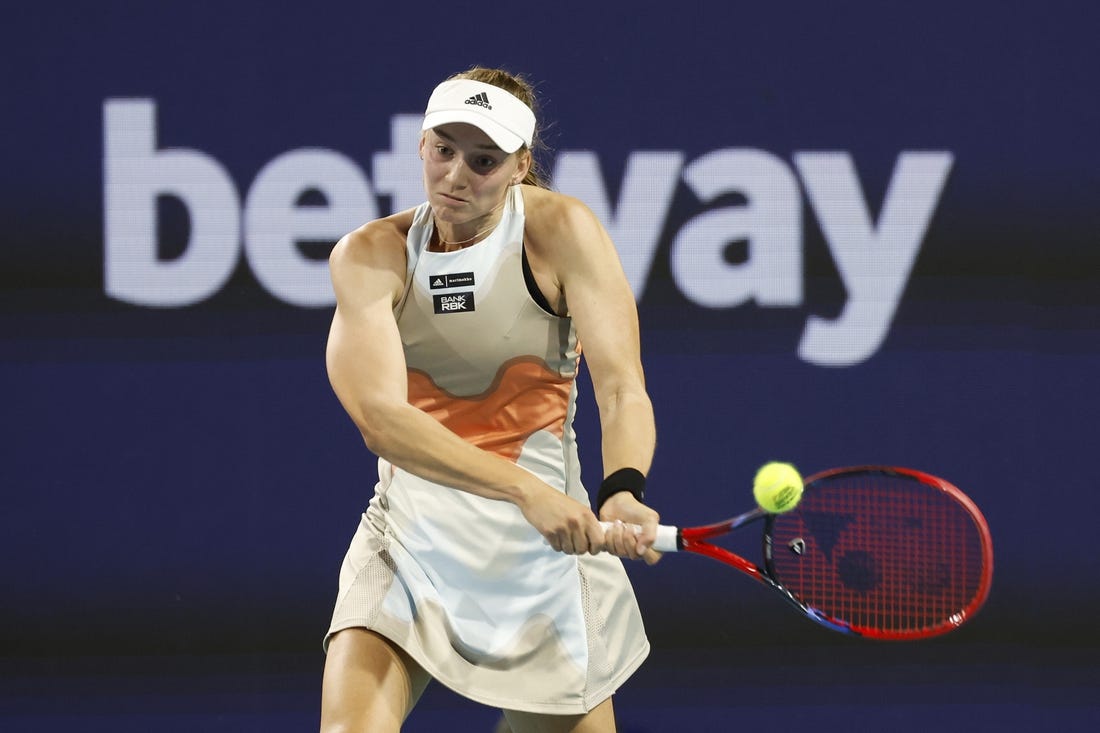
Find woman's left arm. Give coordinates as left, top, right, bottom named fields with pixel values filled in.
left=526, top=189, right=661, bottom=560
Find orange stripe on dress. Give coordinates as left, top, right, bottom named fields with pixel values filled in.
left=407, top=356, right=574, bottom=463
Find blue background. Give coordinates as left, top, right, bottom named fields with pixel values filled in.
left=2, top=1, right=1098, bottom=730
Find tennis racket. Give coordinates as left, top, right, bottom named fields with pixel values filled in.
left=609, top=465, right=994, bottom=640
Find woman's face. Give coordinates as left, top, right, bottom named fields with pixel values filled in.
left=419, top=123, right=530, bottom=227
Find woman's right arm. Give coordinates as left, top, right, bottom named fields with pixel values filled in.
left=325, top=219, right=606, bottom=554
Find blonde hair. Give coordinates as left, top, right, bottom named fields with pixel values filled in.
left=448, top=66, right=551, bottom=189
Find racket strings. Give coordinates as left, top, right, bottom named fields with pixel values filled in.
left=770, top=471, right=988, bottom=638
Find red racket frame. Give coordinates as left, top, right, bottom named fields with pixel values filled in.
left=673, top=466, right=994, bottom=640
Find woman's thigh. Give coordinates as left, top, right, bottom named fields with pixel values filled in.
left=320, top=628, right=431, bottom=733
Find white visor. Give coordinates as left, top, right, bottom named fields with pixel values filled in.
left=422, top=78, right=536, bottom=154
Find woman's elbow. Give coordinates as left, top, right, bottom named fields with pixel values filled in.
left=353, top=403, right=401, bottom=456
left=358, top=424, right=383, bottom=455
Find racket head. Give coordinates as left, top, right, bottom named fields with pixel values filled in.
left=765, top=466, right=994, bottom=640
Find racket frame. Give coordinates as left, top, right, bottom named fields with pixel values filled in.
left=666, top=465, right=994, bottom=640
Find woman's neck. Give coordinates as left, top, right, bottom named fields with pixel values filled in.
left=432, top=198, right=506, bottom=252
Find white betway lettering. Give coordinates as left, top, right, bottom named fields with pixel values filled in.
left=794, top=152, right=953, bottom=365
left=372, top=115, right=425, bottom=214
left=669, top=149, right=802, bottom=308
left=104, top=100, right=240, bottom=306
left=244, top=149, right=376, bottom=306
left=103, top=102, right=953, bottom=366
left=104, top=100, right=373, bottom=307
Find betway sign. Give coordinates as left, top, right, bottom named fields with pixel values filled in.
left=103, top=99, right=953, bottom=366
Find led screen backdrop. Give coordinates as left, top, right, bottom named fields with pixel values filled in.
left=2, top=2, right=1097, bottom=730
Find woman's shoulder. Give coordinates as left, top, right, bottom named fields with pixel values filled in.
left=330, top=209, right=415, bottom=270
left=520, top=183, right=581, bottom=212
left=328, top=210, right=414, bottom=305
left=520, top=185, right=597, bottom=239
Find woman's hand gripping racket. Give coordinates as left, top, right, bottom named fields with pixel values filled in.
left=607, top=464, right=994, bottom=640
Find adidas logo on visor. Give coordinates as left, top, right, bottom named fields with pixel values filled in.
left=464, top=92, right=491, bottom=110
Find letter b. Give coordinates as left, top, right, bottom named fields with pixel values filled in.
left=104, top=99, right=240, bottom=306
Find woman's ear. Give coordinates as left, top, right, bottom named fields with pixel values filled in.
left=513, top=149, right=532, bottom=184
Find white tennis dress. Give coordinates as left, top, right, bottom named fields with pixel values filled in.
left=325, top=186, right=649, bottom=714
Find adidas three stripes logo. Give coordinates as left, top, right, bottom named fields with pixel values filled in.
left=464, top=92, right=492, bottom=110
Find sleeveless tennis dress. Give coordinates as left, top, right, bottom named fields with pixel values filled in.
left=325, top=186, right=649, bottom=714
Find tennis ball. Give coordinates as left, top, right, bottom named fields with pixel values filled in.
left=753, top=462, right=804, bottom=513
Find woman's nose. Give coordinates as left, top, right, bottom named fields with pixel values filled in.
left=443, top=158, right=466, bottom=185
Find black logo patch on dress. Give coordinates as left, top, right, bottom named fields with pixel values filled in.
left=433, top=292, right=475, bottom=314
left=429, top=272, right=476, bottom=289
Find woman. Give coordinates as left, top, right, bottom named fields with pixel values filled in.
left=321, top=66, right=660, bottom=733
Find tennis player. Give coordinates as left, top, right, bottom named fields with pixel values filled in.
left=320, top=66, right=660, bottom=733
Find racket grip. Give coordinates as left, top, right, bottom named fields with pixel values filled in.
left=599, top=521, right=679, bottom=553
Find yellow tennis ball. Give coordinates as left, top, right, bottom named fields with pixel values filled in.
left=753, top=462, right=804, bottom=513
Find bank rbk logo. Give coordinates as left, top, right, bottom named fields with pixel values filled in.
left=433, top=292, right=475, bottom=314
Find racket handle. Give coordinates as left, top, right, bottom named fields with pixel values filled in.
left=599, top=521, right=679, bottom=553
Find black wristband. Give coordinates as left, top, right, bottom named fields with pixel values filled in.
left=596, top=467, right=646, bottom=513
